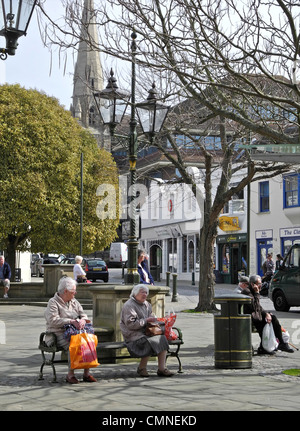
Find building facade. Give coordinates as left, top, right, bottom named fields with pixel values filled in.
left=249, top=171, right=300, bottom=277
left=139, top=167, right=249, bottom=283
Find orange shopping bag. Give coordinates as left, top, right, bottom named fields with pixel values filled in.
left=69, top=331, right=100, bottom=369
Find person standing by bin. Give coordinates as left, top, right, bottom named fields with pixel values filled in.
left=0, top=255, right=11, bottom=298
left=240, top=274, right=293, bottom=354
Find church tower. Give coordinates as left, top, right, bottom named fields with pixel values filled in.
left=71, top=0, right=109, bottom=149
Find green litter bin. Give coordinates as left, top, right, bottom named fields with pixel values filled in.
left=214, top=293, right=252, bottom=369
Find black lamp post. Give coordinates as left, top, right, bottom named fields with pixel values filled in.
left=94, top=31, right=169, bottom=284
left=0, top=0, right=37, bottom=60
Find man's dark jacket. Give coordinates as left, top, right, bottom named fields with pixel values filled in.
left=0, top=262, right=11, bottom=280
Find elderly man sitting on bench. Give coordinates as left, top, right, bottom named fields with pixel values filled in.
left=240, top=274, right=293, bottom=355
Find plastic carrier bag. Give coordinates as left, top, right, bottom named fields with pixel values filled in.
left=157, top=313, right=178, bottom=341
left=69, top=331, right=99, bottom=369
left=262, top=323, right=279, bottom=353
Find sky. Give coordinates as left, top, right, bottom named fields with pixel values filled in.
left=0, top=1, right=75, bottom=110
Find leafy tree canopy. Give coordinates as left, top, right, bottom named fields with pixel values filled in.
left=0, top=84, right=119, bottom=265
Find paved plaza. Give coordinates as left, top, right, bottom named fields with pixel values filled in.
left=0, top=276, right=300, bottom=417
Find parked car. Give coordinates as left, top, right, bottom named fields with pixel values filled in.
left=60, top=257, right=75, bottom=265
left=269, top=243, right=300, bottom=311
left=85, top=258, right=109, bottom=282
left=60, top=257, right=87, bottom=266
left=43, top=253, right=65, bottom=264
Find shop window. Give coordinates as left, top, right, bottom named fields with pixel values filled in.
left=221, top=244, right=230, bottom=273
left=282, top=238, right=300, bottom=256
left=259, top=181, right=269, bottom=212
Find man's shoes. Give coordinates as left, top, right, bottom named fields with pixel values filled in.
left=66, top=375, right=79, bottom=384
left=157, top=368, right=174, bottom=377
left=83, top=374, right=97, bottom=382
left=278, top=343, right=294, bottom=353
left=137, top=367, right=149, bottom=377
left=3, top=294, right=8, bottom=298
left=257, top=346, right=276, bottom=355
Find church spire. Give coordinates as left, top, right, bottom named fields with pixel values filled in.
left=71, top=0, right=104, bottom=131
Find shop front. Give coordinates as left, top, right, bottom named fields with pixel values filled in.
left=280, top=227, right=300, bottom=256
left=217, top=233, right=248, bottom=284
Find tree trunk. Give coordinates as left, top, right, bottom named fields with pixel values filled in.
left=196, top=221, right=218, bottom=312
left=6, top=236, right=17, bottom=282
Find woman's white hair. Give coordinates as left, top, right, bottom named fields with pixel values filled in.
left=130, top=284, right=149, bottom=298
left=57, top=276, right=77, bottom=294
left=75, top=255, right=83, bottom=263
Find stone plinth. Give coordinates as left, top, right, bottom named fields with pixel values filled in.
left=43, top=264, right=93, bottom=301
left=89, top=284, right=170, bottom=343
left=89, top=283, right=170, bottom=363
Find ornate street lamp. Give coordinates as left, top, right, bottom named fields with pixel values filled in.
left=95, top=31, right=169, bottom=284
left=93, top=69, right=130, bottom=136
left=136, top=83, right=169, bottom=142
left=0, top=0, right=37, bottom=60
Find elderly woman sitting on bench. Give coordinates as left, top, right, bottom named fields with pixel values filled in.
left=44, top=276, right=97, bottom=384
left=120, top=284, right=174, bottom=378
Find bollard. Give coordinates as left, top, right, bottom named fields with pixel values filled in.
left=191, top=271, right=195, bottom=286
left=166, top=271, right=171, bottom=296
left=171, top=273, right=178, bottom=302
left=122, top=263, right=125, bottom=279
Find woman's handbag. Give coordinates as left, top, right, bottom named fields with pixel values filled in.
left=63, top=322, right=94, bottom=342
left=76, top=275, right=87, bottom=283
left=145, top=321, right=163, bottom=337
left=262, top=323, right=279, bottom=353
left=69, top=331, right=100, bottom=369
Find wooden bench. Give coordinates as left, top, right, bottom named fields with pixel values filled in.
left=38, top=327, right=184, bottom=382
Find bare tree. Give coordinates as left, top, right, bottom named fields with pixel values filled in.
left=37, top=0, right=300, bottom=310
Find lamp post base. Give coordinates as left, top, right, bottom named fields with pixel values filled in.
left=124, top=270, right=140, bottom=285
left=124, top=237, right=140, bottom=285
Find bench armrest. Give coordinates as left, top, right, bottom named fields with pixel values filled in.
left=39, top=331, right=59, bottom=349
left=172, top=326, right=183, bottom=341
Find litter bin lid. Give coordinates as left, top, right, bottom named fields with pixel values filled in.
left=214, top=293, right=251, bottom=303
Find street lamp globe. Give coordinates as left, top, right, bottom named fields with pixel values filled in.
left=136, top=83, right=170, bottom=141
left=93, top=69, right=130, bottom=136
left=0, top=0, right=37, bottom=58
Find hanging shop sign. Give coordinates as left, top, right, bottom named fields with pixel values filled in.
left=219, top=216, right=241, bottom=232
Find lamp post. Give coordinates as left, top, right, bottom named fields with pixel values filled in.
left=94, top=31, right=169, bottom=284
left=0, top=0, right=37, bottom=60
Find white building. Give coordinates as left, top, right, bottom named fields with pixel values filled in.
left=248, top=171, right=300, bottom=277
left=140, top=167, right=249, bottom=284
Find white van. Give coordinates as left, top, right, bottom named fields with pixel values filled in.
left=109, top=242, right=128, bottom=266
